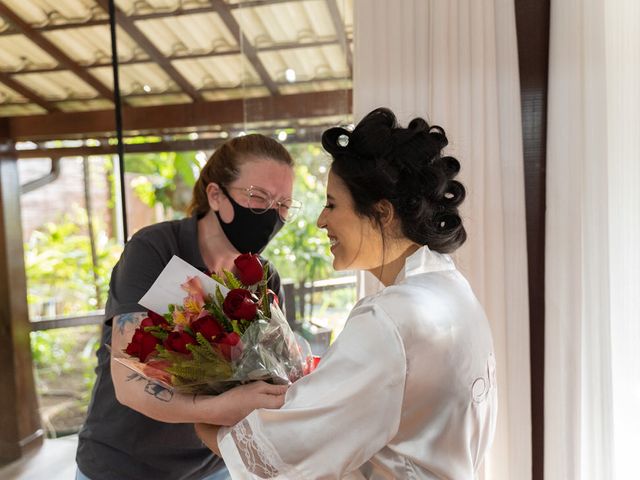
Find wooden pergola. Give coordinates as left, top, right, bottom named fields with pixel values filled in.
left=0, top=0, right=353, bottom=464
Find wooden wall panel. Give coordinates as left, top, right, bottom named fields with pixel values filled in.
left=514, top=1, right=550, bottom=479
left=0, top=123, right=43, bottom=464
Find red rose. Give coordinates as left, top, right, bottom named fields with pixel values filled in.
left=223, top=288, right=258, bottom=320
left=141, top=311, right=170, bottom=330
left=125, top=327, right=161, bottom=362
left=215, top=332, right=241, bottom=361
left=147, top=310, right=168, bottom=325
left=163, top=331, right=197, bottom=354
left=217, top=332, right=240, bottom=346
left=191, top=314, right=224, bottom=341
left=234, top=253, right=263, bottom=285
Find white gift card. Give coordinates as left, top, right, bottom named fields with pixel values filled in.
left=138, top=255, right=228, bottom=314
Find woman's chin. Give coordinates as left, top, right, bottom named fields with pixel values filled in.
left=331, top=256, right=345, bottom=271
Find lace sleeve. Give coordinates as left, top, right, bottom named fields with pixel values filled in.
left=230, top=418, right=306, bottom=479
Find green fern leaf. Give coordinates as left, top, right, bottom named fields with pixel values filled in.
left=210, top=272, right=226, bottom=286
left=260, top=262, right=270, bottom=315
left=230, top=320, right=242, bottom=335
left=223, top=270, right=242, bottom=289
left=210, top=291, right=233, bottom=331
left=215, top=285, right=225, bottom=306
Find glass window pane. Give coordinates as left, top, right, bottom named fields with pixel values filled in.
left=30, top=325, right=101, bottom=437
left=19, top=154, right=121, bottom=436
left=123, top=150, right=203, bottom=234
left=19, top=155, right=123, bottom=320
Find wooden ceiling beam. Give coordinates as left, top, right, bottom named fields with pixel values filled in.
left=0, top=72, right=58, bottom=112
left=325, top=0, right=353, bottom=74
left=211, top=0, right=279, bottom=96
left=14, top=125, right=331, bottom=159
left=94, top=0, right=203, bottom=102
left=8, top=89, right=352, bottom=141
left=120, top=76, right=350, bottom=98
left=0, top=4, right=113, bottom=100
left=16, top=138, right=223, bottom=158
left=0, top=77, right=351, bottom=110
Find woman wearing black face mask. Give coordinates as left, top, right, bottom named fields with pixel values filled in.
left=76, top=135, right=300, bottom=480
left=188, top=135, right=301, bottom=273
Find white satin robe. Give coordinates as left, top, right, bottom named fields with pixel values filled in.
left=218, top=246, right=497, bottom=479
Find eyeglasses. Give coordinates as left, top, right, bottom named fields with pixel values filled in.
left=223, top=185, right=302, bottom=222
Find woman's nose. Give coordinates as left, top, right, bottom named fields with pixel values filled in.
left=316, top=210, right=326, bottom=229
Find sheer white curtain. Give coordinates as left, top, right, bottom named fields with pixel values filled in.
left=545, top=1, right=640, bottom=479
left=353, top=1, right=531, bottom=479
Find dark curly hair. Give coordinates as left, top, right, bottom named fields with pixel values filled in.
left=322, top=107, right=466, bottom=254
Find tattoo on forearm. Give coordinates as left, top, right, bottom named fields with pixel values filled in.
left=116, top=312, right=144, bottom=334
left=126, top=373, right=174, bottom=402
left=126, top=373, right=144, bottom=382
left=145, top=382, right=174, bottom=402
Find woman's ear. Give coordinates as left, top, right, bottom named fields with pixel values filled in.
left=375, top=199, right=396, bottom=229
left=205, top=182, right=223, bottom=211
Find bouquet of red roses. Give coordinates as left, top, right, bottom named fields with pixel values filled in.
left=114, top=253, right=312, bottom=395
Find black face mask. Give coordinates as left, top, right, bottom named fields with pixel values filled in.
left=215, top=186, right=284, bottom=254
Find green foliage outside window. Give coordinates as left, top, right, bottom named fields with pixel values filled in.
left=127, top=151, right=198, bottom=217
left=25, top=208, right=122, bottom=437
left=262, top=144, right=333, bottom=284
left=24, top=207, right=122, bottom=317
